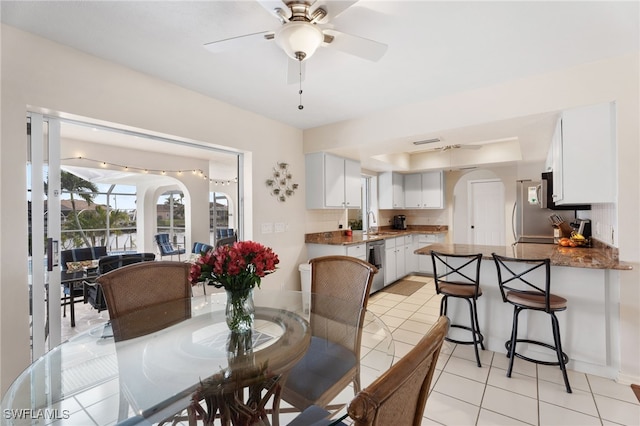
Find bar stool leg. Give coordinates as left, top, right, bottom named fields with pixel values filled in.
left=551, top=313, right=572, bottom=393
left=466, top=298, right=482, bottom=367
left=472, top=298, right=485, bottom=350
left=439, top=295, right=448, bottom=317
left=506, top=306, right=521, bottom=378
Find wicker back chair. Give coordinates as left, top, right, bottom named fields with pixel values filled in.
left=347, top=316, right=449, bottom=426
left=97, top=261, right=191, bottom=341
left=279, top=255, right=378, bottom=414
left=289, top=316, right=449, bottom=426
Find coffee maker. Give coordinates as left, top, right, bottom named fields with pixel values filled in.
left=392, top=215, right=407, bottom=230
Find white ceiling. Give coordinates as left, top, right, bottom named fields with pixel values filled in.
left=3, top=1, right=639, bottom=173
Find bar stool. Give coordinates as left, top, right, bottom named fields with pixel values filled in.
left=431, top=251, right=484, bottom=367
left=492, top=253, right=572, bottom=393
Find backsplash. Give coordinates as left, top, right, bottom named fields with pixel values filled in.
left=590, top=203, right=618, bottom=247
left=379, top=209, right=448, bottom=227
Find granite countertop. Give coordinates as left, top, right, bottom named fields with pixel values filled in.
left=415, top=242, right=632, bottom=271
left=305, top=225, right=448, bottom=246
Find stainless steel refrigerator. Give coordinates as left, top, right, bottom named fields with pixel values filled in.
left=512, top=180, right=554, bottom=244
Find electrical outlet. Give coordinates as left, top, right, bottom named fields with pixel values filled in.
left=261, top=223, right=273, bottom=234
left=274, top=222, right=285, bottom=233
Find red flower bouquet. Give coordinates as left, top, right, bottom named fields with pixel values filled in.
left=189, top=240, right=279, bottom=291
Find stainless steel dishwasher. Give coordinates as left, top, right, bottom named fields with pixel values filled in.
left=366, top=240, right=385, bottom=294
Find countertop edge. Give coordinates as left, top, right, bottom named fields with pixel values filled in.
left=414, top=243, right=632, bottom=271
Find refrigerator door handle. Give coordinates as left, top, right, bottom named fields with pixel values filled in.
left=511, top=201, right=518, bottom=244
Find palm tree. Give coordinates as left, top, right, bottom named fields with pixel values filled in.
left=60, top=171, right=98, bottom=247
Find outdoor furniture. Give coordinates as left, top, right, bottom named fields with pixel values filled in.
left=60, top=246, right=107, bottom=327
left=277, top=256, right=378, bottom=419
left=431, top=250, right=485, bottom=367
left=154, top=233, right=186, bottom=260
left=492, top=253, right=572, bottom=393
left=83, top=253, right=156, bottom=312
left=191, top=242, right=213, bottom=255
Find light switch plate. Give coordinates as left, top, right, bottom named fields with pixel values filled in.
left=261, top=223, right=273, bottom=234
left=274, top=222, right=285, bottom=233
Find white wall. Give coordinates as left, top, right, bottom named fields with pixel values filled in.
left=304, top=53, right=640, bottom=384
left=0, top=24, right=305, bottom=394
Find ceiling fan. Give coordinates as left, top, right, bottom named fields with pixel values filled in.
left=203, top=0, right=388, bottom=83
left=432, top=144, right=483, bottom=152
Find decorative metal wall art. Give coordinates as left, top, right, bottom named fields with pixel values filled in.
left=266, top=162, right=299, bottom=202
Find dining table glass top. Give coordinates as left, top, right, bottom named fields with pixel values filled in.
left=1, top=290, right=394, bottom=426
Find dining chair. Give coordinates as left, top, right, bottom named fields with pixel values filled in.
left=83, top=252, right=156, bottom=312
left=492, top=253, right=572, bottom=393
left=289, top=316, right=450, bottom=426
left=276, top=255, right=378, bottom=419
left=431, top=250, right=485, bottom=367
left=97, top=260, right=192, bottom=422
left=154, top=233, right=186, bottom=260
left=96, top=260, right=191, bottom=341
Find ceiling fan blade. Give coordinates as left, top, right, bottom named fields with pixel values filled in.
left=322, top=29, right=387, bottom=62
left=286, top=57, right=306, bottom=85
left=203, top=31, right=273, bottom=54
left=255, top=0, right=291, bottom=21
left=310, top=0, right=360, bottom=24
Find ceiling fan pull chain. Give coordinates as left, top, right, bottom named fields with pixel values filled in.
left=298, top=58, right=304, bottom=110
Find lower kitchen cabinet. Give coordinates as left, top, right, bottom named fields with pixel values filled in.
left=307, top=242, right=366, bottom=261
left=417, top=234, right=445, bottom=274
left=384, top=236, right=409, bottom=285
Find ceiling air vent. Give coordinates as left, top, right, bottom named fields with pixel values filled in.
left=412, top=138, right=441, bottom=146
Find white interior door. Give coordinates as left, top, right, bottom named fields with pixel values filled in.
left=468, top=179, right=505, bottom=245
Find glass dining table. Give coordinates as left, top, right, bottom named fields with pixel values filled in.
left=1, top=291, right=394, bottom=426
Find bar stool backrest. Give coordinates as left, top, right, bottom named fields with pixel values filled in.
left=492, top=254, right=553, bottom=313
left=431, top=251, right=482, bottom=297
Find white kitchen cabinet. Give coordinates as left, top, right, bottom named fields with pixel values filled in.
left=552, top=102, right=616, bottom=205
left=404, top=171, right=444, bottom=209
left=378, top=172, right=404, bottom=209
left=417, top=234, right=445, bottom=274
left=305, top=152, right=362, bottom=209
left=307, top=242, right=366, bottom=261
left=384, top=236, right=408, bottom=285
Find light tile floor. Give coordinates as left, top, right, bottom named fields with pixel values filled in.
left=367, top=275, right=640, bottom=426
left=60, top=276, right=640, bottom=425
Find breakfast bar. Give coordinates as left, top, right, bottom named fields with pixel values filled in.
left=415, top=242, right=631, bottom=379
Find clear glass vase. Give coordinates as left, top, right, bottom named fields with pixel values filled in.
left=225, top=288, right=254, bottom=333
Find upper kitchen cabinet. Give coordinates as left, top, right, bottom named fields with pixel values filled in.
left=551, top=102, right=616, bottom=205
left=305, top=152, right=361, bottom=209
left=378, top=172, right=404, bottom=209
left=404, top=171, right=445, bottom=209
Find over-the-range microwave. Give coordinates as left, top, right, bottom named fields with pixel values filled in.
left=541, top=172, right=591, bottom=211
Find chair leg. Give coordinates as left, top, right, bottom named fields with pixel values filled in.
left=472, top=298, right=485, bottom=350
left=439, top=295, right=448, bottom=316
left=506, top=306, right=521, bottom=378
left=465, top=298, right=482, bottom=368
left=551, top=313, right=572, bottom=393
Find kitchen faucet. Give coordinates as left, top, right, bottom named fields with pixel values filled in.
left=367, top=210, right=377, bottom=234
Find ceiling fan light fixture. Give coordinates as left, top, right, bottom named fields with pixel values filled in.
left=275, top=21, right=323, bottom=61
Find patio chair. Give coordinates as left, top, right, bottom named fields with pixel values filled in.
left=192, top=241, right=214, bottom=255
left=60, top=246, right=107, bottom=326
left=275, top=255, right=378, bottom=420
left=154, top=233, right=186, bottom=260
left=83, top=253, right=156, bottom=312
